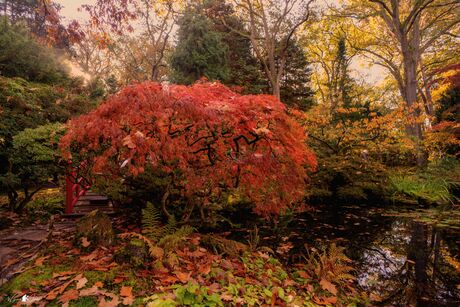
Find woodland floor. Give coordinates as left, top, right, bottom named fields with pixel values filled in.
left=0, top=210, right=364, bottom=307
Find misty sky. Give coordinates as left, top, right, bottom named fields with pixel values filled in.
left=55, top=0, right=386, bottom=84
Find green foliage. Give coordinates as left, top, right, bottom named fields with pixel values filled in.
left=390, top=175, right=453, bottom=204
left=142, top=202, right=194, bottom=250
left=124, top=202, right=195, bottom=259
left=200, top=0, right=267, bottom=94
left=390, top=159, right=460, bottom=205
left=303, top=243, right=355, bottom=286
left=170, top=9, right=229, bottom=84
left=157, top=225, right=194, bottom=253
left=142, top=202, right=164, bottom=241
left=1, top=123, right=65, bottom=211
left=173, top=283, right=223, bottom=306
left=24, top=190, right=63, bottom=222
left=307, top=155, right=389, bottom=204
left=435, top=86, right=460, bottom=123
left=11, top=123, right=65, bottom=170
left=145, top=283, right=223, bottom=306
left=279, top=40, right=315, bottom=110
left=0, top=19, right=67, bottom=83
left=0, top=74, right=95, bottom=211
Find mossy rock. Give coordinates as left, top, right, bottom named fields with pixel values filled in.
left=75, top=210, right=114, bottom=249
left=201, top=234, right=248, bottom=257
left=114, top=238, right=149, bottom=268
left=336, top=185, right=367, bottom=202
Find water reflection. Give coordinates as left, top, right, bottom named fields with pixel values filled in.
left=357, top=219, right=460, bottom=306
left=248, top=206, right=460, bottom=306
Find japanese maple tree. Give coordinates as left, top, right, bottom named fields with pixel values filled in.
left=61, top=81, right=316, bottom=217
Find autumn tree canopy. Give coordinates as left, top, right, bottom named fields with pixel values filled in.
left=61, top=82, right=317, bottom=217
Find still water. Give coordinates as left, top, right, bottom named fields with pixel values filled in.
left=256, top=205, right=460, bottom=306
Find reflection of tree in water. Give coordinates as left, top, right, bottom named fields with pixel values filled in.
left=230, top=206, right=460, bottom=305
left=357, top=219, right=460, bottom=306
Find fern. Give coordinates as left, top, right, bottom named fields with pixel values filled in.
left=142, top=202, right=163, bottom=241
left=304, top=243, right=355, bottom=287
left=119, top=232, right=164, bottom=259
left=158, top=225, right=194, bottom=253
left=137, top=202, right=195, bottom=256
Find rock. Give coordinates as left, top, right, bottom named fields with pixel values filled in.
left=75, top=210, right=114, bottom=248
left=114, top=238, right=149, bottom=268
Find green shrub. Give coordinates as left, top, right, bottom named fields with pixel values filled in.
left=0, top=19, right=67, bottom=83
left=24, top=193, right=63, bottom=222
left=390, top=159, right=460, bottom=205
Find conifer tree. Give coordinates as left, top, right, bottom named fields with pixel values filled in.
left=170, top=8, right=230, bottom=85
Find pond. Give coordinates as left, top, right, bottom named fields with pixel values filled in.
left=246, top=205, right=460, bottom=306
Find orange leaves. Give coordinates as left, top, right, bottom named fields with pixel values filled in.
left=120, top=286, right=134, bottom=305
left=320, top=279, right=338, bottom=295
left=313, top=295, right=338, bottom=305
left=61, top=81, right=316, bottom=217
left=45, top=274, right=82, bottom=301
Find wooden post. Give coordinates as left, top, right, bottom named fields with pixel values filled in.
left=65, top=174, right=74, bottom=214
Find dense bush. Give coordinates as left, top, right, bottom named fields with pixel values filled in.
left=0, top=76, right=97, bottom=211
left=390, top=158, right=460, bottom=205
left=0, top=19, right=67, bottom=83
left=299, top=105, right=415, bottom=203
left=1, top=123, right=65, bottom=212
left=61, top=81, right=317, bottom=218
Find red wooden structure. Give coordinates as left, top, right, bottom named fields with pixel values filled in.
left=65, top=171, right=90, bottom=214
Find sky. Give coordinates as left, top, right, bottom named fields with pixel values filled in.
left=55, top=0, right=387, bottom=84
left=55, top=0, right=91, bottom=23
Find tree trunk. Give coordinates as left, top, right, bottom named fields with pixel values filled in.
left=161, top=187, right=172, bottom=219
left=407, top=222, right=429, bottom=305
left=401, top=39, right=427, bottom=167
left=272, top=80, right=281, bottom=101
left=7, top=185, right=18, bottom=211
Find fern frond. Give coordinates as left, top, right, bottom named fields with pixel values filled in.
left=163, top=215, right=177, bottom=236
left=157, top=225, right=194, bottom=253
left=142, top=202, right=163, bottom=241
left=118, top=232, right=164, bottom=259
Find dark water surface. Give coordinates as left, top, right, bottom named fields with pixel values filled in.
left=247, top=205, right=460, bottom=306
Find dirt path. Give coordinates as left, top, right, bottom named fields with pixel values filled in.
left=0, top=218, right=76, bottom=285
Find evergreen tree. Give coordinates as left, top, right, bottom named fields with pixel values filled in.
left=202, top=0, right=266, bottom=94
left=170, top=8, right=230, bottom=85
left=280, top=40, right=315, bottom=110
left=336, top=38, right=353, bottom=108
left=0, top=19, right=67, bottom=83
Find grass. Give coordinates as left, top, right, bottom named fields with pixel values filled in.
left=390, top=158, right=460, bottom=205
left=1, top=264, right=70, bottom=293
left=390, top=174, right=455, bottom=204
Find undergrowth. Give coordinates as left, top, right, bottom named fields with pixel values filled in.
left=390, top=158, right=460, bottom=205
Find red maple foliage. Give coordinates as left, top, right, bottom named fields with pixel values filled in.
left=61, top=82, right=316, bottom=216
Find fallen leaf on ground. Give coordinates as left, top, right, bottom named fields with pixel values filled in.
left=59, top=289, right=78, bottom=304
left=175, top=271, right=191, bottom=283
left=76, top=276, right=88, bottom=290
left=120, top=286, right=132, bottom=298
left=81, top=237, right=91, bottom=248
left=4, top=258, right=19, bottom=267
left=52, top=271, right=75, bottom=278
left=220, top=293, right=233, bottom=301
left=113, top=276, right=125, bottom=284
left=79, top=286, right=99, bottom=297
left=80, top=250, right=98, bottom=262
left=98, top=291, right=120, bottom=307
left=34, top=256, right=50, bottom=266
left=46, top=277, right=76, bottom=300
left=297, top=271, right=311, bottom=279
left=320, top=279, right=337, bottom=295
left=94, top=281, right=104, bottom=288
left=313, top=295, right=338, bottom=305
